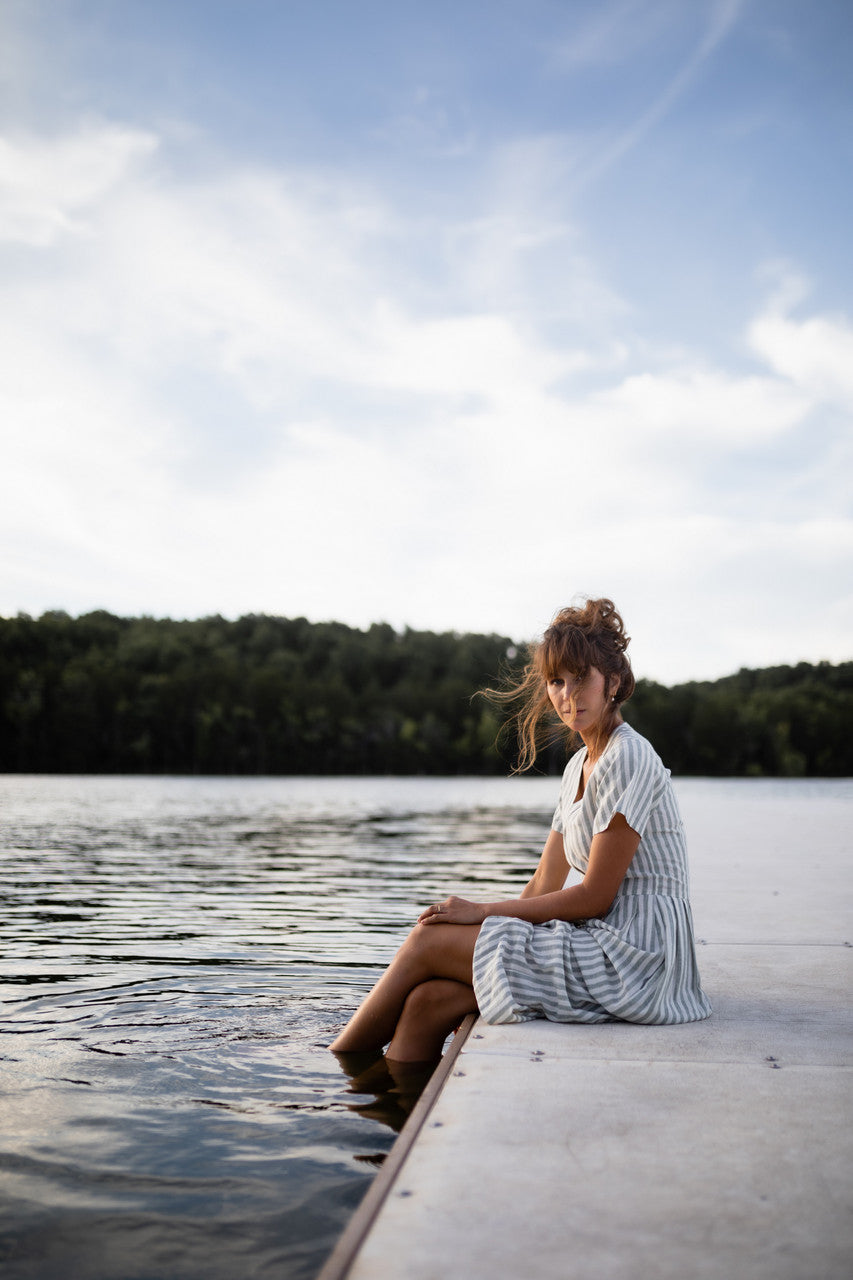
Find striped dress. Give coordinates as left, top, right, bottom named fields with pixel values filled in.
left=472, top=723, right=711, bottom=1025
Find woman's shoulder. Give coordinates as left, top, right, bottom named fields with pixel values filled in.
left=585, top=722, right=674, bottom=835
left=607, top=721, right=648, bottom=753
left=603, top=722, right=668, bottom=775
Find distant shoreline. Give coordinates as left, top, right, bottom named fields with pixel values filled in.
left=1, top=612, right=850, bottom=778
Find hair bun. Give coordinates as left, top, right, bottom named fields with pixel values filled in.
left=552, top=597, right=630, bottom=653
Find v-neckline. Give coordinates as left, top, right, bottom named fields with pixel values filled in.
left=573, top=751, right=591, bottom=803
left=572, top=723, right=625, bottom=802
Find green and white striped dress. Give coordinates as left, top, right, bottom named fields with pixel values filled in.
left=473, top=722, right=712, bottom=1025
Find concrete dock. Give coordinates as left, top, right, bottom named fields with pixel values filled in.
left=321, top=786, right=852, bottom=1279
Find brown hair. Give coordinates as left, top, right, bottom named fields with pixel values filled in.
left=487, top=597, right=635, bottom=772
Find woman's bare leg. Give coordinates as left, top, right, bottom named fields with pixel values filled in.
left=329, top=922, right=480, bottom=1054
left=386, top=978, right=478, bottom=1062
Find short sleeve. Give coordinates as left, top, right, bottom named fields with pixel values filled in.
left=588, top=730, right=663, bottom=837
left=551, top=802, right=564, bottom=834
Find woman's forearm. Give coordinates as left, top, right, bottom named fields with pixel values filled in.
left=423, top=824, right=637, bottom=928
left=484, top=882, right=606, bottom=924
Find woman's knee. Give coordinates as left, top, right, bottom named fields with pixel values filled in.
left=401, top=979, right=457, bottom=1021
left=406, top=920, right=475, bottom=958
left=401, top=979, right=477, bottom=1029
left=399, top=921, right=442, bottom=967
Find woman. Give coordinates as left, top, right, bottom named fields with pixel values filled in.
left=330, top=598, right=711, bottom=1063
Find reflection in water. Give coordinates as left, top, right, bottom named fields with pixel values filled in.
left=334, top=1049, right=440, bottom=1139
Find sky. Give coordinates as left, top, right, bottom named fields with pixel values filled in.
left=1, top=0, right=851, bottom=684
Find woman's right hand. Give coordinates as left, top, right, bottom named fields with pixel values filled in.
left=418, top=896, right=487, bottom=926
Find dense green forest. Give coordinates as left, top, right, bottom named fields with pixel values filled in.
left=1, top=611, right=851, bottom=777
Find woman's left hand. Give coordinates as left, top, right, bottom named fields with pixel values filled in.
left=418, top=896, right=487, bottom=926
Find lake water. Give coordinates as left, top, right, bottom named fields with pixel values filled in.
left=2, top=774, right=851, bottom=1279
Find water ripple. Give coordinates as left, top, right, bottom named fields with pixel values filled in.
left=0, top=774, right=554, bottom=1279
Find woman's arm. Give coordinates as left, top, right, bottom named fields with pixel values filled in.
left=518, top=828, right=571, bottom=899
left=420, top=814, right=641, bottom=926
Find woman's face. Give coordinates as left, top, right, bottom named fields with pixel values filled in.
left=546, top=665, right=613, bottom=736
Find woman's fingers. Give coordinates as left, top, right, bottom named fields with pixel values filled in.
left=417, top=900, right=447, bottom=923
left=418, top=897, right=485, bottom=926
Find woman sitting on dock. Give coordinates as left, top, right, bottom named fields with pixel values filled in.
left=330, top=597, right=711, bottom=1063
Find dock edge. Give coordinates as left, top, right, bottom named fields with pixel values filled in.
left=317, top=1013, right=478, bottom=1280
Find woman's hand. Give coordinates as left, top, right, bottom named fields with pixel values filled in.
left=418, top=896, right=487, bottom=926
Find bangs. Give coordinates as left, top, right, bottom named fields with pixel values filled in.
left=537, top=626, right=593, bottom=682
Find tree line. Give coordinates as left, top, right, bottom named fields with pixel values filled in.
left=0, top=610, right=850, bottom=777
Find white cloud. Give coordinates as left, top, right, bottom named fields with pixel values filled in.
left=359, top=307, right=576, bottom=398
left=749, top=308, right=853, bottom=404
left=0, top=124, right=158, bottom=246
left=1, top=116, right=850, bottom=683
left=587, top=367, right=810, bottom=443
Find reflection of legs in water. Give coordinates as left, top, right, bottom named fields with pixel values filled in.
left=329, top=922, right=480, bottom=1057
left=332, top=980, right=478, bottom=1137
left=333, top=1049, right=439, bottom=1136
